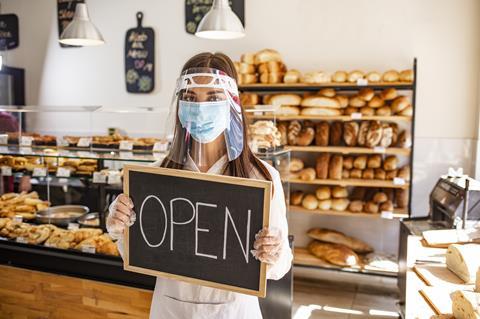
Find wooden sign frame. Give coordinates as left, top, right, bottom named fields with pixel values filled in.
left=123, top=164, right=271, bottom=297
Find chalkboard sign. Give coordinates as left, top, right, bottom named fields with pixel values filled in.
left=185, top=0, right=245, bottom=35
left=123, top=165, right=271, bottom=297
left=124, top=12, right=155, bottom=93
left=57, top=0, right=84, bottom=48
left=0, top=14, right=19, bottom=50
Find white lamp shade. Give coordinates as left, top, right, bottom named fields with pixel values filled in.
left=59, top=3, right=105, bottom=46
left=195, top=0, right=245, bottom=40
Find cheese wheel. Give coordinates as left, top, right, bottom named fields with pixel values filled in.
left=446, top=244, right=480, bottom=283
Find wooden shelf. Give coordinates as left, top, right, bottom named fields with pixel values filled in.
left=294, top=247, right=398, bottom=277
left=289, top=205, right=408, bottom=219
left=246, top=114, right=412, bottom=122
left=286, top=145, right=411, bottom=156
left=239, top=82, right=414, bottom=92
left=287, top=177, right=409, bottom=189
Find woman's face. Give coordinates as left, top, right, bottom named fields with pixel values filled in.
left=180, top=87, right=227, bottom=103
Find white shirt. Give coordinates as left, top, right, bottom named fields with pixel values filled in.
left=115, top=155, right=292, bottom=319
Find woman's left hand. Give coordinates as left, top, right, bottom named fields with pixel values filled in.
left=251, top=227, right=282, bottom=264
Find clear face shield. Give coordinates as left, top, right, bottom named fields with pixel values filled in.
left=164, top=67, right=244, bottom=167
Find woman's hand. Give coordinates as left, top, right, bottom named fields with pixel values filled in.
left=251, top=227, right=282, bottom=264
left=106, top=194, right=136, bottom=240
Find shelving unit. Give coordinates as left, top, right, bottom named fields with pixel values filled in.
left=286, top=145, right=411, bottom=156
left=287, top=177, right=409, bottom=189
left=289, top=205, right=408, bottom=219
left=247, top=114, right=412, bottom=122
left=240, top=82, right=414, bottom=92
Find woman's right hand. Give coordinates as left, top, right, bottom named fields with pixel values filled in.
left=106, top=194, right=136, bottom=240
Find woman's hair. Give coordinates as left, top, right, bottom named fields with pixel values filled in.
left=161, top=52, right=272, bottom=182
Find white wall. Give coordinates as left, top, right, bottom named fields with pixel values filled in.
left=2, top=0, right=480, bottom=252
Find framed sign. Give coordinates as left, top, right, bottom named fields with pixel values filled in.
left=185, top=0, right=245, bottom=35
left=123, top=164, right=271, bottom=297
left=57, top=0, right=84, bottom=48
left=0, top=14, right=19, bottom=50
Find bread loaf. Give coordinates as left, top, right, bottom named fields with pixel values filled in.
left=360, top=107, right=375, bottom=116
left=343, top=122, right=359, bottom=146
left=315, top=186, right=331, bottom=200
left=240, top=93, right=259, bottom=106
left=373, top=192, right=388, bottom=204
left=284, top=69, right=301, bottom=84
left=365, top=201, right=379, bottom=214
left=395, top=189, right=408, bottom=208
left=316, top=154, right=331, bottom=179
left=342, top=169, right=350, bottom=179
left=240, top=53, right=255, bottom=64
left=400, top=70, right=414, bottom=82
left=336, top=95, right=349, bottom=108
left=374, top=168, right=386, bottom=180
left=287, top=121, right=301, bottom=145
left=399, top=105, right=413, bottom=116
left=290, top=191, right=304, bottom=206
left=329, top=155, right=343, bottom=180
left=362, top=168, right=374, bottom=179
left=347, top=70, right=364, bottom=83
left=383, top=70, right=400, bottom=82
left=381, top=88, right=398, bottom=101
left=332, top=71, right=347, bottom=83
left=357, top=121, right=370, bottom=146
left=349, top=96, right=367, bottom=108
left=254, top=49, right=282, bottom=64
left=380, top=124, right=393, bottom=148
left=299, top=168, right=316, bottom=181
left=386, top=169, right=398, bottom=180
left=241, top=73, right=257, bottom=84
left=308, top=241, right=360, bottom=267
left=277, top=122, right=288, bottom=145
left=367, top=155, right=382, bottom=169
left=266, top=61, right=286, bottom=73
left=450, top=290, right=480, bottom=319
left=375, top=106, right=392, bottom=116
left=331, top=198, right=350, bottom=211
left=380, top=200, right=394, bottom=212
left=289, top=158, right=304, bottom=172
left=268, top=72, right=284, bottom=84
left=330, top=122, right=343, bottom=146
left=270, top=94, right=302, bottom=106
left=332, top=186, right=348, bottom=199
left=302, top=194, right=319, bottom=210
left=296, top=127, right=315, bottom=146
left=238, top=62, right=255, bottom=74
left=301, top=107, right=342, bottom=116
left=301, top=96, right=340, bottom=108
left=391, top=96, right=410, bottom=114
left=368, top=95, right=385, bottom=108
left=308, top=228, right=373, bottom=254
left=318, top=88, right=336, bottom=98
left=259, top=72, right=269, bottom=84
left=348, top=200, right=364, bottom=212
left=343, top=107, right=359, bottom=115
left=397, top=130, right=412, bottom=148
left=366, top=71, right=381, bottom=83
left=359, top=88, right=375, bottom=101
left=365, top=121, right=383, bottom=148
left=446, top=244, right=480, bottom=284
left=350, top=168, right=362, bottom=179
left=318, top=199, right=332, bottom=210
left=397, top=165, right=411, bottom=182
left=315, top=121, right=330, bottom=146
left=383, top=156, right=398, bottom=171
left=353, top=155, right=367, bottom=170
left=343, top=156, right=354, bottom=170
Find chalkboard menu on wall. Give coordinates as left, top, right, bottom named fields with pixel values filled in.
left=124, top=12, right=155, bottom=93
left=0, top=14, right=19, bottom=50
left=123, top=165, right=271, bottom=297
left=57, top=0, right=84, bottom=48
left=185, top=0, right=245, bottom=34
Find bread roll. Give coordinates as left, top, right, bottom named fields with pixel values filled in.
left=366, top=71, right=381, bottom=83
left=315, top=121, right=330, bottom=146
left=241, top=73, right=257, bottom=84
left=296, top=127, right=315, bottom=146
left=302, top=194, right=319, bottom=210
left=308, top=241, right=360, bottom=267
left=366, top=121, right=383, bottom=148
left=336, top=95, right=349, bottom=108
left=307, top=228, right=373, bottom=254
left=241, top=53, right=255, bottom=64
left=315, top=186, right=331, bottom=200
left=399, top=105, right=413, bottom=116
left=397, top=165, right=411, bottom=182
left=362, top=168, right=374, bottom=180
left=332, top=198, right=350, bottom=211
left=318, top=88, right=336, bottom=98
left=380, top=124, right=393, bottom=148
left=284, top=69, right=301, bottom=84
left=259, top=72, right=269, bottom=84
left=367, top=155, right=382, bottom=169
left=348, top=200, right=364, bottom=213
left=289, top=158, right=304, bottom=172
left=241, top=93, right=259, bottom=106
left=353, top=155, right=367, bottom=170
left=343, top=122, right=359, bottom=146
left=360, top=107, right=375, bottom=116
left=342, top=169, right=350, bottom=179
left=359, top=88, right=375, bottom=101
left=318, top=199, right=332, bottom=210
left=343, top=156, right=354, bottom=170
left=266, top=61, right=286, bottom=73
left=376, top=106, right=392, bottom=116
left=269, top=72, right=285, bottom=84
left=330, top=122, right=343, bottom=146
left=368, top=95, right=385, bottom=108
left=302, top=71, right=331, bottom=84
left=316, top=154, right=331, bottom=179
left=299, top=168, right=316, bottom=181
left=301, top=107, right=342, bottom=116
left=349, top=96, right=366, bottom=108
left=343, top=107, right=359, bottom=115
left=290, top=191, right=304, bottom=206
left=446, top=244, right=480, bottom=283
left=270, top=94, right=302, bottom=106
left=395, top=189, right=408, bottom=208
left=254, top=49, right=282, bottom=64
left=450, top=290, right=480, bottom=319
left=381, top=88, right=398, bottom=101
left=374, top=168, right=386, bottom=180
left=373, top=192, right=388, bottom=204
left=391, top=96, right=410, bottom=113
left=350, top=168, right=362, bottom=179
left=301, top=96, right=340, bottom=108
left=329, top=155, right=343, bottom=180
left=365, top=201, right=379, bottom=214
left=238, top=62, right=255, bottom=74
left=347, top=70, right=364, bottom=83
left=399, top=69, right=414, bottom=82
left=332, top=186, right=348, bottom=199
left=383, top=70, right=400, bottom=82
left=385, top=169, right=397, bottom=180
left=287, top=121, right=301, bottom=145
left=332, top=71, right=348, bottom=83
left=276, top=106, right=300, bottom=116
left=380, top=200, right=394, bottom=212
left=396, top=130, right=412, bottom=148
left=383, top=156, right=398, bottom=171
left=357, top=121, right=370, bottom=146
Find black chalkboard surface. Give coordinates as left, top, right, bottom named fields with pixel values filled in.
left=124, top=12, right=155, bottom=94
left=185, top=0, right=245, bottom=34
left=0, top=14, right=19, bottom=50
left=57, top=0, right=84, bottom=48
left=123, top=165, right=271, bottom=297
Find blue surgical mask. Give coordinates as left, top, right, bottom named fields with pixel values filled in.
left=178, top=100, right=230, bottom=143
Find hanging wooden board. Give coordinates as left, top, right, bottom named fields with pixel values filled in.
left=125, top=12, right=155, bottom=93
left=185, top=0, right=245, bottom=35
left=0, top=14, right=19, bottom=50
left=57, top=0, right=84, bottom=48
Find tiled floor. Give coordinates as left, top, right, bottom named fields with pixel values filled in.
left=293, top=280, right=399, bottom=319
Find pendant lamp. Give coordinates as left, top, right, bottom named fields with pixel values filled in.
left=195, top=0, right=245, bottom=40
left=59, top=3, right=105, bottom=46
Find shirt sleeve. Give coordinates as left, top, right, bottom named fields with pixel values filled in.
left=264, top=164, right=293, bottom=280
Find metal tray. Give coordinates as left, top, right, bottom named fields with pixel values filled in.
left=77, top=212, right=100, bottom=228
left=36, top=205, right=89, bottom=226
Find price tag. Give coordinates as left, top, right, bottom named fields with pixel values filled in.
left=350, top=113, right=362, bottom=120
left=56, top=137, right=69, bottom=147
left=0, top=134, right=8, bottom=144
left=393, top=177, right=406, bottom=185
left=77, top=137, right=91, bottom=147
left=56, top=167, right=71, bottom=177
left=119, top=140, right=134, bottom=151
left=1, top=166, right=12, bottom=176
left=356, top=78, right=368, bottom=86
left=16, top=237, right=27, bottom=244
left=373, top=146, right=386, bottom=153
left=107, top=172, right=122, bottom=185
left=33, top=167, right=47, bottom=177
left=14, top=215, right=23, bottom=223
left=153, top=141, right=168, bottom=152
left=67, top=223, right=80, bottom=230
left=381, top=211, right=394, bottom=219
left=20, top=136, right=33, bottom=147
left=93, top=171, right=107, bottom=184
left=81, top=245, right=96, bottom=254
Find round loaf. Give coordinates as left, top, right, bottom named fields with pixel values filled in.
left=368, top=95, right=385, bottom=108
left=301, top=107, right=342, bottom=116
left=400, top=69, right=414, bottom=82
left=342, top=169, right=350, bottom=179
left=350, top=168, right=362, bottom=179
left=301, top=96, right=341, bottom=108
left=348, top=200, right=364, bottom=212
left=391, top=96, right=410, bottom=113
left=266, top=61, right=286, bottom=73
left=316, top=186, right=331, bottom=200
left=375, top=106, right=392, bottom=116
left=289, top=158, right=304, bottom=172
left=332, top=198, right=350, bottom=211
left=383, top=156, right=398, bottom=171
left=360, top=107, right=375, bottom=116
left=335, top=95, right=349, bottom=108
left=318, top=199, right=332, bottom=210
left=353, top=155, right=367, bottom=170
left=241, top=73, right=257, bottom=84
left=380, top=200, right=394, bottom=212
left=349, top=96, right=367, bottom=108
left=365, top=201, right=379, bottom=214
left=359, top=88, right=375, bottom=101
left=284, top=69, right=301, bottom=84
left=347, top=70, right=364, bottom=83
left=383, top=70, right=400, bottom=82
left=270, top=94, right=302, bottom=106
left=366, top=121, right=383, bottom=148
left=366, top=71, right=381, bottom=82
left=299, top=168, right=316, bottom=181
left=368, top=155, right=382, bottom=168
left=302, top=194, right=318, bottom=210
left=254, top=49, right=282, bottom=64
left=332, top=71, right=348, bottom=83
left=373, top=192, right=388, bottom=204
left=332, top=186, right=348, bottom=199
left=362, top=168, right=374, bottom=180
left=374, top=168, right=386, bottom=180
left=381, top=88, right=398, bottom=101
left=318, top=88, right=336, bottom=98
left=290, top=191, right=304, bottom=206
left=343, top=156, right=354, bottom=170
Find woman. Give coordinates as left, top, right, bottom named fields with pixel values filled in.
left=107, top=52, right=292, bottom=319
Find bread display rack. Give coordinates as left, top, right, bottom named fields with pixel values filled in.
left=240, top=58, right=417, bottom=278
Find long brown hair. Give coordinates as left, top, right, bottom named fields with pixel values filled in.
left=161, top=52, right=272, bottom=182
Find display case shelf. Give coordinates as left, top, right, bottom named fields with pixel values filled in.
left=289, top=205, right=408, bottom=219
left=246, top=114, right=412, bottom=122
left=239, top=82, right=414, bottom=92
left=287, top=145, right=411, bottom=156
left=287, top=177, right=409, bottom=189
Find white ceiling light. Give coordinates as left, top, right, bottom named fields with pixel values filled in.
left=195, top=0, right=245, bottom=40
left=59, top=3, right=104, bottom=46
